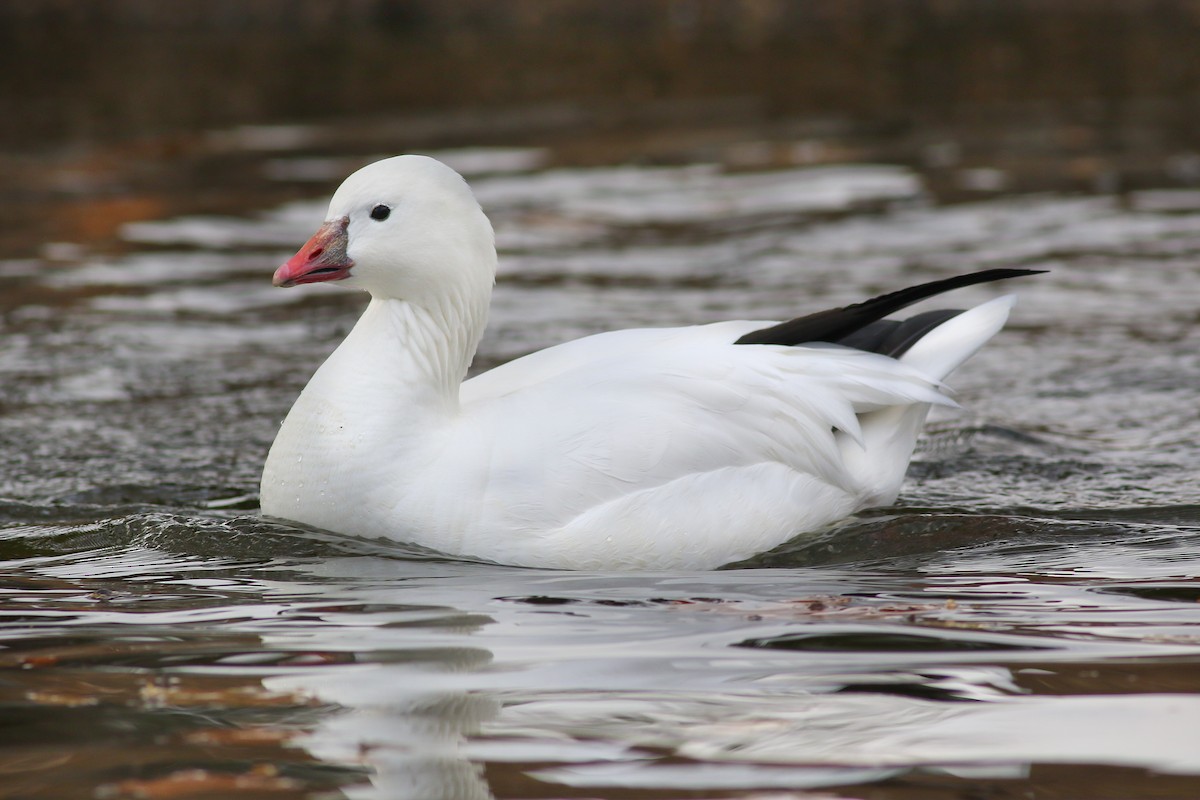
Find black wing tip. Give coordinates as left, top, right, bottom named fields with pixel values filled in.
left=734, top=268, right=1045, bottom=348
left=850, top=267, right=1046, bottom=307
left=971, top=267, right=1047, bottom=279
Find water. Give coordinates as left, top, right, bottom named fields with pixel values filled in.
left=3, top=134, right=1200, bottom=799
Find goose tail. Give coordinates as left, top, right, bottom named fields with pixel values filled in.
left=845, top=295, right=1017, bottom=505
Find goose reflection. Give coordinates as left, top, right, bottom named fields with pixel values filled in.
left=266, top=652, right=498, bottom=800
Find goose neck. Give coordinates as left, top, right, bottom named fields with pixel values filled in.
left=344, top=295, right=486, bottom=413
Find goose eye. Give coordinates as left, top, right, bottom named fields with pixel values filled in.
left=369, top=204, right=391, bottom=221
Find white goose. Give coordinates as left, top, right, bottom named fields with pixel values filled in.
left=261, top=155, right=1036, bottom=570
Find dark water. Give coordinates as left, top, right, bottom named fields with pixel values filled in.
left=4, top=119, right=1200, bottom=799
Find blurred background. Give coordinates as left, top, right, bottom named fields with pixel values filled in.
left=5, top=0, right=1200, bottom=257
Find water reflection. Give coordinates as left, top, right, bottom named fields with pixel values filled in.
left=268, top=666, right=498, bottom=800
left=502, top=690, right=1200, bottom=790
left=3, top=503, right=1200, bottom=797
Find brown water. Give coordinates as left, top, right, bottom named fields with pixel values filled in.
left=3, top=125, right=1200, bottom=799
left=4, top=5, right=1200, bottom=798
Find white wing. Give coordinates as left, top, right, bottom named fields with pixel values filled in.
left=435, top=319, right=959, bottom=568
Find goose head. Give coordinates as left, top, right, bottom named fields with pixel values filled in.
left=273, top=155, right=497, bottom=306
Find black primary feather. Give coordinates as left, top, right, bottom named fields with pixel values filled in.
left=835, top=309, right=962, bottom=358
left=734, top=268, right=1043, bottom=357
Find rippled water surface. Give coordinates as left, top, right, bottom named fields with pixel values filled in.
left=3, top=138, right=1200, bottom=799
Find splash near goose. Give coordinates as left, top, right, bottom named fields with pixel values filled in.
left=261, top=155, right=1038, bottom=570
